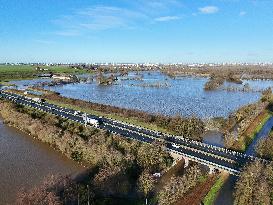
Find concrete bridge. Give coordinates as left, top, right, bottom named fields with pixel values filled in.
left=0, top=90, right=269, bottom=175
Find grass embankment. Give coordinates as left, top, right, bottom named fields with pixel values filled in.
left=202, top=174, right=228, bottom=205
left=154, top=159, right=215, bottom=205
left=0, top=65, right=88, bottom=82
left=42, top=96, right=204, bottom=140
left=9, top=88, right=170, bottom=134
left=48, top=98, right=171, bottom=134
left=245, top=112, right=271, bottom=146
left=239, top=111, right=271, bottom=151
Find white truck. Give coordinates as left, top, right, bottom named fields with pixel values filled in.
left=172, top=143, right=180, bottom=149
left=86, top=117, right=100, bottom=127
left=32, top=98, right=45, bottom=103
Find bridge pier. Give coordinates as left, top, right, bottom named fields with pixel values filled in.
left=209, top=166, right=216, bottom=175
left=183, top=157, right=189, bottom=168
left=170, top=153, right=183, bottom=166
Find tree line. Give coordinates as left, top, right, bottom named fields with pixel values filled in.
left=234, top=161, right=273, bottom=205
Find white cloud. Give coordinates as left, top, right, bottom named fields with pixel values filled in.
left=239, top=11, right=247, bottom=16
left=198, top=6, right=219, bottom=14
left=53, top=6, right=147, bottom=33
left=52, top=3, right=183, bottom=36
left=154, top=16, right=180, bottom=22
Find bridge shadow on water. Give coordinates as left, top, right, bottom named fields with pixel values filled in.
left=214, top=175, right=237, bottom=205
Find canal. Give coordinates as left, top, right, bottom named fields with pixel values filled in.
left=0, top=117, right=85, bottom=204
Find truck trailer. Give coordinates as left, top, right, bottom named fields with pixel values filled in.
left=32, top=98, right=46, bottom=103
left=86, top=117, right=100, bottom=127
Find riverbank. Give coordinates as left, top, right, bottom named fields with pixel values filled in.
left=223, top=92, right=271, bottom=152
left=227, top=109, right=272, bottom=152
left=202, top=173, right=229, bottom=205
left=0, top=115, right=85, bottom=204
left=243, top=111, right=271, bottom=151
left=0, top=100, right=175, bottom=204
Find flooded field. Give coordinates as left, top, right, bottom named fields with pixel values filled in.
left=41, top=71, right=272, bottom=119
left=0, top=118, right=85, bottom=204
left=9, top=78, right=52, bottom=90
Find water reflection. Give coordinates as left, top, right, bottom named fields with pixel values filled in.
left=203, top=131, right=224, bottom=147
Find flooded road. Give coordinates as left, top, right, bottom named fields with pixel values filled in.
left=0, top=117, right=85, bottom=204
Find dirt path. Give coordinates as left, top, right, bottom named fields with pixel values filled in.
left=176, top=175, right=217, bottom=205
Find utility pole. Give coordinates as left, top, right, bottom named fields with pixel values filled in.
left=83, top=113, right=87, bottom=127
left=87, top=184, right=90, bottom=205
left=77, top=184, right=80, bottom=205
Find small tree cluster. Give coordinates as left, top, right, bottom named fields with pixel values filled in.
left=256, top=132, right=273, bottom=160
left=234, top=161, right=273, bottom=205
left=157, top=165, right=201, bottom=205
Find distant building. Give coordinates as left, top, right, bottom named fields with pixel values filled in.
left=52, top=74, right=73, bottom=80
left=35, top=67, right=49, bottom=71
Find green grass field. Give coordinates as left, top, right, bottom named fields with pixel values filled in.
left=0, top=65, right=89, bottom=82
left=241, top=112, right=271, bottom=151
left=202, top=174, right=227, bottom=205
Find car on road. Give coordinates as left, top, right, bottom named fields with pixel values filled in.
left=172, top=143, right=180, bottom=149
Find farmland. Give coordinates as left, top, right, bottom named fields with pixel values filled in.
left=0, top=65, right=88, bottom=82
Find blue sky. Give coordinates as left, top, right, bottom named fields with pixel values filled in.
left=0, top=0, right=272, bottom=63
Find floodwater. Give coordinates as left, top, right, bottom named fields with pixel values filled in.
left=0, top=117, right=85, bottom=204
left=8, top=71, right=273, bottom=119
left=214, top=175, right=237, bottom=205
left=44, top=72, right=267, bottom=119
left=9, top=78, right=52, bottom=90
left=203, top=131, right=224, bottom=147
